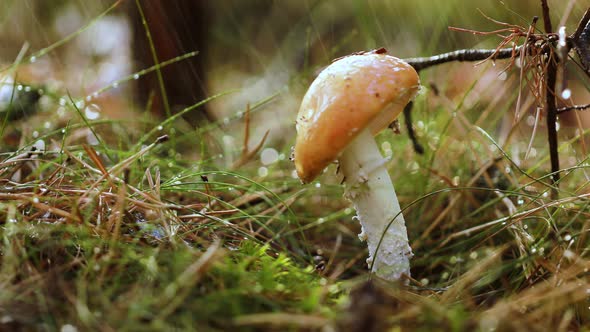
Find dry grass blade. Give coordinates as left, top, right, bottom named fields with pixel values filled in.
left=440, top=246, right=505, bottom=303
left=232, top=103, right=271, bottom=169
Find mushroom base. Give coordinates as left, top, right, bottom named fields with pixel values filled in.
left=338, top=128, right=413, bottom=281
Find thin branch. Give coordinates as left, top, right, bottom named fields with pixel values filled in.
left=402, top=102, right=424, bottom=154
left=557, top=103, right=590, bottom=114
left=541, top=0, right=554, bottom=34
left=541, top=0, right=560, bottom=195
left=404, top=47, right=519, bottom=71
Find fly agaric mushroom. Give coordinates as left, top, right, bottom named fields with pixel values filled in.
left=294, top=49, right=420, bottom=280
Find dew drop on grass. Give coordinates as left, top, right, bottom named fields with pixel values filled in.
left=258, top=166, right=268, bottom=177
left=24, top=86, right=31, bottom=92
left=33, top=139, right=45, bottom=151
left=32, top=131, right=39, bottom=138
left=469, top=251, right=478, bottom=259
left=344, top=208, right=352, bottom=215
left=29, top=56, right=37, bottom=63
left=317, top=217, right=325, bottom=223
left=32, top=197, right=39, bottom=204
left=315, top=182, right=321, bottom=188
left=260, top=148, right=279, bottom=165
left=157, top=125, right=163, bottom=131
left=84, top=104, right=101, bottom=120
left=16, top=85, right=23, bottom=91
left=44, top=121, right=51, bottom=129
left=563, top=234, right=572, bottom=241
left=59, top=98, right=67, bottom=106
left=420, top=278, right=429, bottom=286
left=133, top=74, right=140, bottom=80
left=517, top=198, right=524, bottom=205
left=112, top=82, right=119, bottom=88
left=561, top=89, right=571, bottom=99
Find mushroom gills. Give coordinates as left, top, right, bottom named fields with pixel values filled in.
left=338, top=127, right=413, bottom=280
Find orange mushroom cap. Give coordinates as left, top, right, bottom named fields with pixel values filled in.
left=294, top=51, right=420, bottom=183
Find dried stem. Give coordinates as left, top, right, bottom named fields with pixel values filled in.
left=541, top=0, right=561, bottom=196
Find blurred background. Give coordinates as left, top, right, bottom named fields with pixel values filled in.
left=2, top=0, right=588, bottom=147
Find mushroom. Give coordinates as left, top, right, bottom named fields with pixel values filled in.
left=294, top=49, right=420, bottom=281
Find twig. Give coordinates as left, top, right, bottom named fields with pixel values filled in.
left=402, top=102, right=424, bottom=154
left=541, top=0, right=554, bottom=33
left=541, top=0, right=561, bottom=196
left=556, top=103, right=590, bottom=114
left=404, top=47, right=519, bottom=71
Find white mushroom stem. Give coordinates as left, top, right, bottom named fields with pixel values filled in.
left=338, top=127, right=413, bottom=281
